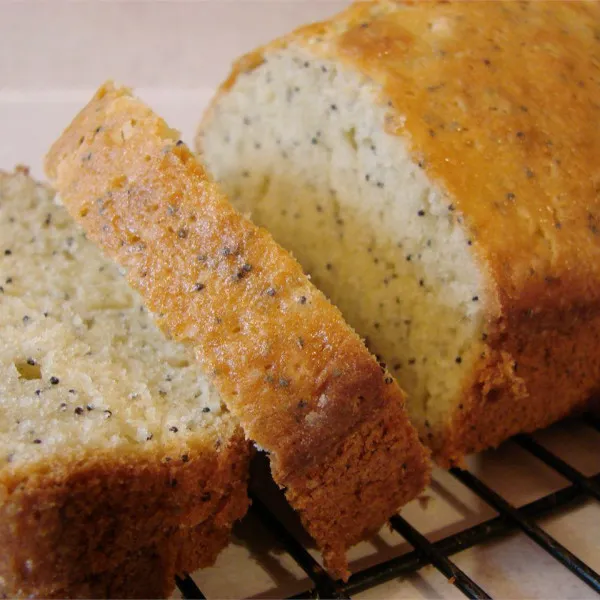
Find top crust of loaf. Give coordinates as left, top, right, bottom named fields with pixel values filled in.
left=45, top=84, right=430, bottom=578
left=215, top=0, right=600, bottom=316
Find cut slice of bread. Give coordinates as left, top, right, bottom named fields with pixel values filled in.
left=0, top=167, right=250, bottom=598
left=45, top=83, right=431, bottom=580
left=197, top=0, right=600, bottom=466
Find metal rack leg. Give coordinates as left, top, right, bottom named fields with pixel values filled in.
left=175, top=574, right=206, bottom=600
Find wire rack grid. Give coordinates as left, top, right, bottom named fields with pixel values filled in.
left=175, top=415, right=600, bottom=600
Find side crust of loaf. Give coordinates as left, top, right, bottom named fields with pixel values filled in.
left=441, top=307, right=600, bottom=466
left=45, top=84, right=430, bottom=579
left=42, top=520, right=233, bottom=600
left=200, top=0, right=600, bottom=466
left=0, top=429, right=250, bottom=598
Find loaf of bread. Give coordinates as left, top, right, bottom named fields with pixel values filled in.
left=197, top=0, right=600, bottom=466
left=0, top=168, right=250, bottom=598
left=45, top=83, right=430, bottom=580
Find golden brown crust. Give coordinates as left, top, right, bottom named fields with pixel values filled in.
left=0, top=428, right=250, bottom=598
left=207, top=0, right=600, bottom=464
left=285, top=396, right=429, bottom=575
left=39, top=521, right=231, bottom=600
left=436, top=307, right=600, bottom=467
left=337, top=1, right=600, bottom=312
left=45, top=83, right=430, bottom=579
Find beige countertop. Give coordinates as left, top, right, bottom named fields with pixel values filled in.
left=1, top=2, right=598, bottom=598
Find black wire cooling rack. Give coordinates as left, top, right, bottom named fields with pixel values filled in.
left=175, top=414, right=600, bottom=600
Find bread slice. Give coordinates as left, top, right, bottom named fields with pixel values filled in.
left=197, top=0, right=600, bottom=466
left=45, top=83, right=430, bottom=579
left=0, top=167, right=250, bottom=598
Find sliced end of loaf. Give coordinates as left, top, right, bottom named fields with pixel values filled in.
left=199, top=1, right=600, bottom=465
left=197, top=45, right=489, bottom=460
left=0, top=167, right=250, bottom=598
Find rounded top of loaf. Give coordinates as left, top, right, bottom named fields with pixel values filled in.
left=220, top=0, right=600, bottom=313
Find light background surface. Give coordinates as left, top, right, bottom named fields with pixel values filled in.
left=0, top=2, right=598, bottom=598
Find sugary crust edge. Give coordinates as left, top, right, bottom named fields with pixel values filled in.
left=45, top=83, right=430, bottom=580
left=0, top=427, right=250, bottom=598
left=199, top=4, right=598, bottom=466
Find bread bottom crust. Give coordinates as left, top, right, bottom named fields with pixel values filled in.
left=25, top=519, right=233, bottom=599
left=0, top=429, right=250, bottom=599
left=435, top=306, right=600, bottom=467
left=282, top=394, right=431, bottom=580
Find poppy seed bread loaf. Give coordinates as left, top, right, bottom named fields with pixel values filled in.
left=197, top=0, right=600, bottom=466
left=0, top=168, right=250, bottom=598
left=45, top=83, right=431, bottom=580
